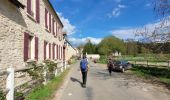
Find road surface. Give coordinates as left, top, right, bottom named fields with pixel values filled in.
left=58, top=61, right=170, bottom=100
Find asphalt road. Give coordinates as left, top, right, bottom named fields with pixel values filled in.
left=60, top=61, right=170, bottom=100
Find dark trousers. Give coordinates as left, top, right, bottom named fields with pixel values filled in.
left=108, top=67, right=112, bottom=76
left=81, top=71, right=87, bottom=85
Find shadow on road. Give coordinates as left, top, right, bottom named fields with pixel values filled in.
left=70, top=77, right=83, bottom=87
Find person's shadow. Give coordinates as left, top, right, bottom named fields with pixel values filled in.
left=70, top=77, right=83, bottom=87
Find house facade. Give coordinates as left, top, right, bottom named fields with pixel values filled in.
left=64, top=40, right=77, bottom=62
left=0, top=0, right=65, bottom=70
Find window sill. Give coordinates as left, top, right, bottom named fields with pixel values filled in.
left=27, top=13, right=37, bottom=23
left=26, top=59, right=37, bottom=63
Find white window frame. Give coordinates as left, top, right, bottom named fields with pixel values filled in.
left=31, top=0, right=36, bottom=19
left=46, top=43, right=49, bottom=59
left=28, top=36, right=35, bottom=60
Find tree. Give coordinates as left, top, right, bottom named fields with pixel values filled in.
left=125, top=39, right=138, bottom=56
left=83, top=40, right=97, bottom=54
left=97, top=36, right=125, bottom=55
left=154, top=0, right=170, bottom=17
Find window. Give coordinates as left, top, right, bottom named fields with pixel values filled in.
left=45, top=8, right=52, bottom=32
left=24, top=32, right=39, bottom=61
left=27, top=0, right=40, bottom=23
left=28, top=36, right=35, bottom=59
left=31, top=0, right=36, bottom=18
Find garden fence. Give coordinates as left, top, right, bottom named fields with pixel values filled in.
left=0, top=61, right=68, bottom=100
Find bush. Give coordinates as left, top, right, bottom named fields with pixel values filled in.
left=0, top=89, right=5, bottom=100
left=98, top=55, right=107, bottom=64
left=44, top=60, right=57, bottom=72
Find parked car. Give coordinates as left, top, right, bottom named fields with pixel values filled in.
left=112, top=60, right=132, bottom=72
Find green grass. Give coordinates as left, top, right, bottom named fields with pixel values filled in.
left=130, top=66, right=170, bottom=85
left=25, top=68, right=70, bottom=100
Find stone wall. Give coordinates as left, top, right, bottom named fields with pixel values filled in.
left=0, top=0, right=65, bottom=89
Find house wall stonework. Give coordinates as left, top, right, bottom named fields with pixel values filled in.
left=0, top=0, right=65, bottom=89
left=65, top=44, right=77, bottom=61
left=0, top=0, right=64, bottom=70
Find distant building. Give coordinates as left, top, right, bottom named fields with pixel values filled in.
left=64, top=40, right=78, bottom=62
left=112, top=51, right=121, bottom=57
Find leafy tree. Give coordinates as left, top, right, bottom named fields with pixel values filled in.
left=97, top=36, right=125, bottom=55
left=83, top=40, right=97, bottom=54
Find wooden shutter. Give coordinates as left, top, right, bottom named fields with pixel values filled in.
left=61, top=46, right=63, bottom=60
left=56, top=45, right=58, bottom=59
left=45, top=8, right=48, bottom=29
left=35, top=37, right=39, bottom=60
left=49, top=43, right=51, bottom=59
left=63, top=47, right=66, bottom=60
left=56, top=23, right=58, bottom=36
left=59, top=45, right=61, bottom=59
left=27, top=0, right=31, bottom=15
left=36, top=0, right=40, bottom=23
left=49, top=13, right=51, bottom=32
left=53, top=43, right=55, bottom=59
left=24, top=32, right=29, bottom=62
left=52, top=18, right=55, bottom=36
left=44, top=41, right=47, bottom=60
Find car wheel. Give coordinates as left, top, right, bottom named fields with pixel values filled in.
left=121, top=68, right=125, bottom=73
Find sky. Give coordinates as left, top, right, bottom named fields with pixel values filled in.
left=49, top=0, right=160, bottom=46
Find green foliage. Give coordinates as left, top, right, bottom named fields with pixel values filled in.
left=44, top=60, right=57, bottom=72
left=14, top=91, right=24, bottom=100
left=83, top=40, right=97, bottom=54
left=98, top=55, right=108, bottom=64
left=98, top=36, right=125, bottom=55
left=25, top=69, right=70, bottom=100
left=131, top=66, right=170, bottom=85
left=27, top=62, right=44, bottom=80
left=0, top=89, right=5, bottom=100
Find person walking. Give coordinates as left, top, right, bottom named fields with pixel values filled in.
left=107, top=58, right=113, bottom=76
left=80, top=55, right=88, bottom=88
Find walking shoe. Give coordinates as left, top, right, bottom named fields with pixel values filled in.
left=83, top=84, right=86, bottom=88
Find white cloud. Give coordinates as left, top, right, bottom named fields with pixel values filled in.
left=108, top=4, right=126, bottom=18
left=110, top=18, right=170, bottom=40
left=110, top=29, right=136, bottom=40
left=57, top=12, right=76, bottom=35
left=145, top=3, right=151, bottom=7
left=68, top=37, right=102, bottom=46
left=118, top=4, right=126, bottom=8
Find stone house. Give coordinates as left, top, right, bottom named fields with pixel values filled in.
left=0, top=0, right=68, bottom=89
left=64, top=40, right=77, bottom=62
left=0, top=0, right=66, bottom=70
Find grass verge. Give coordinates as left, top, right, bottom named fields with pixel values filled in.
left=130, top=66, right=170, bottom=85
left=25, top=68, right=70, bottom=100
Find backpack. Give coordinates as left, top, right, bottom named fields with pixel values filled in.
left=80, top=59, right=88, bottom=72
left=108, top=60, right=113, bottom=68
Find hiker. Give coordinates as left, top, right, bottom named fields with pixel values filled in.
left=107, top=58, right=113, bottom=76
left=80, top=55, right=88, bottom=88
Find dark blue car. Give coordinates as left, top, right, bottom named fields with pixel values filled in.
left=112, top=60, right=132, bottom=72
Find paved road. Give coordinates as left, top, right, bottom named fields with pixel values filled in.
left=60, top=61, right=170, bottom=100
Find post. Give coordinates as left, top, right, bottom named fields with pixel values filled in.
left=147, top=60, right=148, bottom=67
left=43, top=63, right=47, bottom=85
left=55, top=68, right=58, bottom=76
left=6, top=67, right=14, bottom=100
left=64, top=60, right=67, bottom=70
left=135, top=60, right=136, bottom=65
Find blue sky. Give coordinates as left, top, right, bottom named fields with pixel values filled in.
left=50, top=0, right=159, bottom=46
